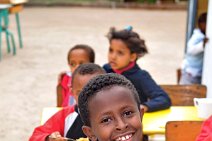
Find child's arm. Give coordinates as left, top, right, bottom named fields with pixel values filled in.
left=57, top=85, right=63, bottom=107
left=137, top=70, right=171, bottom=112
left=203, top=37, right=209, bottom=47
left=187, top=29, right=206, bottom=55
left=56, top=72, right=66, bottom=107
left=46, top=131, right=67, bottom=141
left=29, top=107, right=73, bottom=141
left=187, top=40, right=204, bottom=55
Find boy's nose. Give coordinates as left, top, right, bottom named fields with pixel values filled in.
left=115, top=118, right=128, bottom=131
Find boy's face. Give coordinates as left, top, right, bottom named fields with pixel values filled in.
left=69, top=49, right=90, bottom=73
left=83, top=86, right=143, bottom=141
left=72, top=74, right=98, bottom=104
left=108, top=39, right=136, bottom=70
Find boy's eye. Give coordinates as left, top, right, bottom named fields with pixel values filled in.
left=123, top=111, right=133, bottom=117
left=109, top=48, right=113, bottom=53
left=101, top=117, right=112, bottom=124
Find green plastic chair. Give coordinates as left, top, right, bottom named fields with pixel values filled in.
left=9, top=4, right=23, bottom=49
left=0, top=8, right=16, bottom=60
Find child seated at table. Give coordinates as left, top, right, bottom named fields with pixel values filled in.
left=57, top=44, right=95, bottom=107
left=78, top=73, right=144, bottom=141
left=29, top=63, right=105, bottom=141
left=103, top=26, right=171, bottom=112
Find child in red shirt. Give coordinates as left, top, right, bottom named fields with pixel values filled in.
left=57, top=44, right=95, bottom=107
left=29, top=63, right=105, bottom=141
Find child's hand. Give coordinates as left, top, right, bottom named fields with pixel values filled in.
left=203, top=37, right=209, bottom=47
left=76, top=138, right=89, bottom=141
left=47, top=131, right=67, bottom=141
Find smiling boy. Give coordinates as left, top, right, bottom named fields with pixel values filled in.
left=78, top=73, right=144, bottom=141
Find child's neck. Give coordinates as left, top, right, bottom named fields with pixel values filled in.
left=113, top=62, right=135, bottom=74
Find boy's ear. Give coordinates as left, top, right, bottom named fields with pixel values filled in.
left=130, top=53, right=137, bottom=62
left=82, top=125, right=97, bottom=141
left=139, top=107, right=144, bottom=121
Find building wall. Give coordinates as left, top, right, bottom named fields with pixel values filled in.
left=197, top=0, right=208, bottom=15
left=195, top=0, right=208, bottom=27
left=202, top=0, right=212, bottom=98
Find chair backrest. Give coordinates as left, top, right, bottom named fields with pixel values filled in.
left=160, top=84, right=207, bottom=106
left=176, top=68, right=181, bottom=84
left=166, top=121, right=203, bottom=141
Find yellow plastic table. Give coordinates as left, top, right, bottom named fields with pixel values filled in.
left=143, top=106, right=203, bottom=135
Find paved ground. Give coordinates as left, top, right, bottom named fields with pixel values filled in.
left=0, top=7, right=186, bottom=141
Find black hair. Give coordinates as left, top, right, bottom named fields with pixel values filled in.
left=78, top=73, right=141, bottom=126
left=198, top=12, right=207, bottom=25
left=71, top=63, right=105, bottom=85
left=67, top=44, right=95, bottom=64
left=107, top=27, right=148, bottom=59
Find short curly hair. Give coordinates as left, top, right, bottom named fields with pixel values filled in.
left=67, top=44, right=95, bottom=64
left=71, top=63, right=105, bottom=85
left=107, top=27, right=148, bottom=59
left=78, top=73, right=141, bottom=126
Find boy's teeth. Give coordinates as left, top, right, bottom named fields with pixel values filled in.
left=116, top=134, right=132, bottom=141
left=116, top=137, right=121, bottom=141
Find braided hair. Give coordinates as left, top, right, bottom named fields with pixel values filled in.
left=78, top=73, right=141, bottom=126
left=107, top=27, right=148, bottom=59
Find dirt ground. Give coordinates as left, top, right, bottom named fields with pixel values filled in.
left=0, top=7, right=186, bottom=141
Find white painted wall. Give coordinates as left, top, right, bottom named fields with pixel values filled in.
left=202, top=0, right=212, bottom=98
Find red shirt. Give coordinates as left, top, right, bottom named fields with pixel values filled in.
left=29, top=106, right=77, bottom=141
left=196, top=115, right=212, bottom=141
left=60, top=72, right=75, bottom=107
